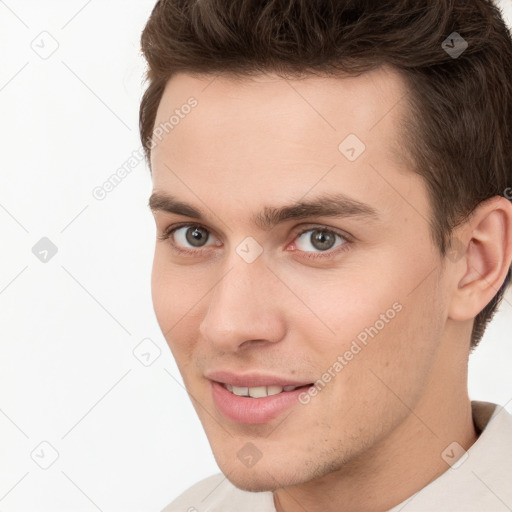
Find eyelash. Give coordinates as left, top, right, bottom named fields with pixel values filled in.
left=157, top=222, right=352, bottom=260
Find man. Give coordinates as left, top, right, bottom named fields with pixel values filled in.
left=140, top=0, right=512, bottom=510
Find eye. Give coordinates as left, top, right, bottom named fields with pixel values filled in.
left=292, top=227, right=349, bottom=258
left=158, top=224, right=220, bottom=252
left=158, top=223, right=351, bottom=260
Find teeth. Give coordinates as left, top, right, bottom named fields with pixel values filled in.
left=267, top=385, right=283, bottom=396
left=249, top=386, right=267, bottom=398
left=232, top=386, right=249, bottom=396
left=225, top=384, right=301, bottom=397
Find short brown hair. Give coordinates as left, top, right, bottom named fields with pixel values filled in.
left=139, top=0, right=512, bottom=349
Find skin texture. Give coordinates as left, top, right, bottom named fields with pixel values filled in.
left=149, top=66, right=512, bottom=512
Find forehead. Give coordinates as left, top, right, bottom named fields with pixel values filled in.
left=149, top=67, right=425, bottom=227
left=152, top=67, right=411, bottom=154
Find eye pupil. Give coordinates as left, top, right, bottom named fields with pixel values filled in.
left=186, top=226, right=208, bottom=247
left=311, top=230, right=336, bottom=251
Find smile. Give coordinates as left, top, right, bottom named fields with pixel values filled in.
left=210, top=380, right=314, bottom=424
left=223, top=383, right=307, bottom=397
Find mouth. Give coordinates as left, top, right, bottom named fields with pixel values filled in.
left=208, top=375, right=315, bottom=424
left=221, top=382, right=312, bottom=398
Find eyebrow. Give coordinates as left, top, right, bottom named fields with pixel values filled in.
left=148, top=191, right=379, bottom=230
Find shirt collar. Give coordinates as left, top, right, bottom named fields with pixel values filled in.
left=388, top=401, right=512, bottom=511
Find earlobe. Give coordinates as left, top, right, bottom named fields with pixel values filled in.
left=448, top=197, right=512, bottom=322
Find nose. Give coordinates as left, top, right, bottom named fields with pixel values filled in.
left=198, top=253, right=287, bottom=352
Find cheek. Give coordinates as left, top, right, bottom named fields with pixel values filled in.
left=295, top=255, right=446, bottom=405
left=151, top=253, right=195, bottom=361
left=286, top=266, right=403, bottom=360
left=151, top=251, right=199, bottom=328
left=151, top=259, right=174, bottom=331
left=328, top=276, right=446, bottom=418
left=150, top=251, right=217, bottom=371
left=311, top=245, right=445, bottom=361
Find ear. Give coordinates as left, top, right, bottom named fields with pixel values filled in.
left=447, top=196, right=512, bottom=322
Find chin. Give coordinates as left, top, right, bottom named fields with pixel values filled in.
left=215, top=454, right=320, bottom=493
left=224, top=467, right=302, bottom=493
left=227, top=474, right=280, bottom=493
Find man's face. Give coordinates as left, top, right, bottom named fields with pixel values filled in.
left=149, top=68, right=452, bottom=491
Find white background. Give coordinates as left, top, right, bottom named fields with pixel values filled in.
left=0, top=1, right=511, bottom=511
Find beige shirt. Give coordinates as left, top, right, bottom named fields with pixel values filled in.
left=162, top=401, right=512, bottom=511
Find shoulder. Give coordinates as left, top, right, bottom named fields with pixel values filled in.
left=160, top=473, right=276, bottom=512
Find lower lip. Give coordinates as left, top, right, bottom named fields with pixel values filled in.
left=210, top=381, right=312, bottom=424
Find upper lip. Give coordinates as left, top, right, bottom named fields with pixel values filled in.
left=205, top=370, right=312, bottom=388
